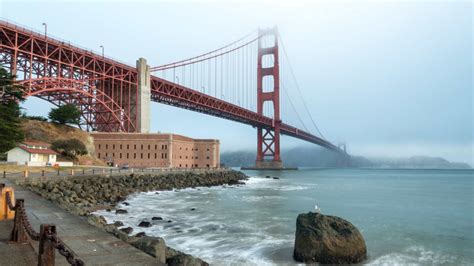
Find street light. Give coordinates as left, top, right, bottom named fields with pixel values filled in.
left=201, top=86, right=205, bottom=94
left=175, top=76, right=179, bottom=85
left=99, top=45, right=104, bottom=57
left=42, top=22, right=47, bottom=38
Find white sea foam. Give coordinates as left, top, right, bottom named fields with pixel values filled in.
left=368, top=245, right=462, bottom=266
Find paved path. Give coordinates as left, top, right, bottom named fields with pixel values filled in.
left=0, top=220, right=37, bottom=266
left=0, top=179, right=163, bottom=265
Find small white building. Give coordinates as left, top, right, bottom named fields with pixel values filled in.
left=6, top=140, right=58, bottom=166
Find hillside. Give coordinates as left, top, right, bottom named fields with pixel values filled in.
left=21, top=119, right=103, bottom=165
left=221, top=147, right=472, bottom=169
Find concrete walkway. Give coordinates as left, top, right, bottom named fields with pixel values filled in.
left=0, top=220, right=37, bottom=266
left=0, top=179, right=163, bottom=265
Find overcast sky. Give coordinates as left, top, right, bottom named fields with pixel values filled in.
left=2, top=0, right=472, bottom=165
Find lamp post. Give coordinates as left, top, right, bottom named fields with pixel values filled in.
left=42, top=22, right=47, bottom=38
left=201, top=86, right=205, bottom=94
left=175, top=76, right=179, bottom=85
left=99, top=45, right=104, bottom=57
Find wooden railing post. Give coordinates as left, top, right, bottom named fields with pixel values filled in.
left=10, top=199, right=28, bottom=243
left=38, top=224, right=56, bottom=266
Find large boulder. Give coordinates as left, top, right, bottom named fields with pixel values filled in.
left=293, top=212, right=366, bottom=264
left=131, top=236, right=167, bottom=264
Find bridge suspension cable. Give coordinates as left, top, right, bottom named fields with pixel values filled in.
left=151, top=27, right=329, bottom=142
left=278, top=32, right=327, bottom=140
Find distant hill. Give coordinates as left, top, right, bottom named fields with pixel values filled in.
left=221, top=147, right=471, bottom=169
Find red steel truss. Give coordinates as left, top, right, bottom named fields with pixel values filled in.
left=0, top=20, right=342, bottom=153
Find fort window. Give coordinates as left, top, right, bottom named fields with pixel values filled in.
left=134, top=144, right=136, bottom=149
left=206, top=164, right=210, bottom=168
left=141, top=144, right=143, bottom=149
left=207, top=156, right=210, bottom=159
left=141, top=153, right=143, bottom=159
left=127, top=144, right=130, bottom=149
left=120, top=144, right=122, bottom=149
left=179, top=156, right=182, bottom=159
left=179, top=164, right=182, bottom=167
left=195, top=157, right=198, bottom=159
left=120, top=153, right=122, bottom=159
left=99, top=144, right=101, bottom=149
left=98, top=153, right=100, bottom=159
left=155, top=144, right=158, bottom=149
left=105, top=153, right=108, bottom=157
left=134, top=153, right=136, bottom=159
left=148, top=153, right=150, bottom=159
left=186, top=156, right=188, bottom=159
left=112, top=153, right=115, bottom=157
left=148, top=144, right=150, bottom=150
left=127, top=153, right=129, bottom=159
left=113, top=144, right=115, bottom=149
left=106, top=144, right=108, bottom=149
left=186, top=164, right=188, bottom=168
left=207, top=148, right=210, bottom=151
left=165, top=153, right=167, bottom=159
left=155, top=153, right=157, bottom=159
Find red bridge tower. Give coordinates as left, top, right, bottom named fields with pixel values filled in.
left=255, top=27, right=283, bottom=169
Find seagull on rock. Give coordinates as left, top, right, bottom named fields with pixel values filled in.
left=314, top=204, right=321, bottom=213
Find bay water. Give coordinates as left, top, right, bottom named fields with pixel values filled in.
left=95, top=168, right=474, bottom=265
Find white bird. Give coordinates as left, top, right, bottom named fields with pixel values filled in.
left=314, top=204, right=321, bottom=213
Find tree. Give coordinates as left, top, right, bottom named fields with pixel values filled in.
left=0, top=67, right=25, bottom=158
left=51, top=139, right=87, bottom=160
left=48, top=104, right=81, bottom=125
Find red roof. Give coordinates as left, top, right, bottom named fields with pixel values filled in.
left=18, top=146, right=59, bottom=155
left=23, top=140, right=51, bottom=147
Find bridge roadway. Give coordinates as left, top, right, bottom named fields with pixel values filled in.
left=0, top=178, right=163, bottom=265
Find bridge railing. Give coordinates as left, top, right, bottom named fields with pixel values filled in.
left=0, top=183, right=84, bottom=265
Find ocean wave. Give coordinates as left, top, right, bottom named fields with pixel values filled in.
left=368, top=245, right=465, bottom=266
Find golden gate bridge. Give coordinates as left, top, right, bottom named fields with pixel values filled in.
left=0, top=19, right=347, bottom=168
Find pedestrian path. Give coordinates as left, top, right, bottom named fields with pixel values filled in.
left=0, top=178, right=163, bottom=265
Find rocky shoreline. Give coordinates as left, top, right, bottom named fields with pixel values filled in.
left=24, top=170, right=248, bottom=265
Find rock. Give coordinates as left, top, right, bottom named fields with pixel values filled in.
left=114, top=221, right=124, bottom=227
left=106, top=209, right=111, bottom=212
left=135, top=232, right=146, bottom=237
left=293, top=212, right=366, bottom=264
left=272, top=176, right=280, bottom=179
left=265, top=175, right=271, bottom=178
left=131, top=236, right=166, bottom=264
left=115, top=209, right=128, bottom=214
left=138, top=221, right=152, bottom=227
left=167, top=220, right=172, bottom=223
left=120, top=227, right=133, bottom=234
left=122, top=202, right=130, bottom=206
left=87, top=215, right=107, bottom=227
left=152, top=216, right=163, bottom=221
left=190, top=208, right=196, bottom=211
left=167, top=254, right=209, bottom=266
